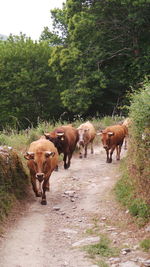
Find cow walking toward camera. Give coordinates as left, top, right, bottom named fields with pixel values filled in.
left=77, top=121, right=96, bottom=158
left=24, top=139, right=58, bottom=205
left=98, top=125, right=126, bottom=163
left=44, top=125, right=78, bottom=169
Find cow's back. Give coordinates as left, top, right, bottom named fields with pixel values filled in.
left=61, top=126, right=79, bottom=146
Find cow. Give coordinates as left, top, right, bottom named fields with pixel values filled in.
left=98, top=125, right=127, bottom=163
left=24, top=139, right=58, bottom=205
left=77, top=121, right=96, bottom=158
left=122, top=117, right=132, bottom=149
left=44, top=125, right=79, bottom=169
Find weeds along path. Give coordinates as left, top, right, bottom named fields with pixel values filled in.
left=0, top=146, right=149, bottom=267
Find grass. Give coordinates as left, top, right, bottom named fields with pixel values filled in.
left=115, top=158, right=150, bottom=225
left=83, top=234, right=120, bottom=259
left=140, top=238, right=150, bottom=252
left=96, top=260, right=109, bottom=267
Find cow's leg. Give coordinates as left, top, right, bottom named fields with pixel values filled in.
left=116, top=145, right=119, bottom=160
left=63, top=153, right=68, bottom=169
left=31, top=176, right=41, bottom=197
left=105, top=149, right=110, bottom=163
left=84, top=144, right=88, bottom=158
left=109, top=146, right=115, bottom=163
left=117, top=144, right=122, bottom=160
left=79, top=145, right=84, bottom=158
left=55, top=165, right=59, bottom=171
left=41, top=179, right=48, bottom=205
left=66, top=152, right=72, bottom=169
left=91, top=141, right=94, bottom=154
left=46, top=179, right=50, bottom=191
left=124, top=136, right=127, bottom=150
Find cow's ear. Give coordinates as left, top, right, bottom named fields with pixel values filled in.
left=24, top=152, right=34, bottom=160
left=45, top=151, right=55, bottom=158
left=44, top=133, right=50, bottom=139
left=108, top=132, right=114, bottom=137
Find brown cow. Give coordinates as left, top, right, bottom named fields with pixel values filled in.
left=98, top=125, right=126, bottom=163
left=24, top=139, right=58, bottom=205
left=44, top=125, right=79, bottom=169
left=77, top=121, right=96, bottom=158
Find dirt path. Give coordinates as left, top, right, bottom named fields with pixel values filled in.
left=0, top=146, right=149, bottom=267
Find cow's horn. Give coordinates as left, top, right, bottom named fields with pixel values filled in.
left=45, top=151, right=55, bottom=157
left=44, top=133, right=50, bottom=137
left=24, top=152, right=34, bottom=160
left=108, top=132, right=114, bottom=136
left=57, top=132, right=64, bottom=136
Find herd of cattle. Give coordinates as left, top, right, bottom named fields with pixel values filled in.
left=24, top=119, right=130, bottom=205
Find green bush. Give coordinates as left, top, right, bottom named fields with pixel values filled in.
left=129, top=83, right=150, bottom=139
left=129, top=199, right=150, bottom=218
left=115, top=81, right=150, bottom=223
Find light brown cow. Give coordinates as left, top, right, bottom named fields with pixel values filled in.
left=24, top=139, right=58, bottom=205
left=98, top=125, right=126, bottom=163
left=44, top=125, right=78, bottom=169
left=122, top=117, right=132, bottom=149
left=77, top=121, right=96, bottom=158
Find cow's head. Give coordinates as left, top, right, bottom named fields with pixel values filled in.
left=77, top=128, right=89, bottom=147
left=44, top=132, right=65, bottom=153
left=24, top=151, right=55, bottom=181
left=97, top=131, right=114, bottom=150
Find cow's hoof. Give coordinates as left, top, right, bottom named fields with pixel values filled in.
left=41, top=199, right=47, bottom=205
left=64, top=164, right=69, bottom=169
left=107, top=159, right=112, bottom=163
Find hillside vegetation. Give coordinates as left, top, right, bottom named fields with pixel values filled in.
left=115, top=83, right=150, bottom=225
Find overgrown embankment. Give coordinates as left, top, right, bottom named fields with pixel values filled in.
left=115, top=84, right=150, bottom=224
left=0, top=147, right=28, bottom=221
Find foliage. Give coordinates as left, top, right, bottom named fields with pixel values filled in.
left=45, top=0, right=150, bottom=117
left=0, top=34, right=64, bottom=129
left=140, top=238, right=150, bottom=252
left=1, top=1, right=150, bottom=126
left=128, top=82, right=150, bottom=138
left=115, top=81, right=150, bottom=224
left=0, top=149, right=28, bottom=220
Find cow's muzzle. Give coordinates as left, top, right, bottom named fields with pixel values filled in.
left=36, top=173, right=44, bottom=182
left=103, top=145, right=108, bottom=149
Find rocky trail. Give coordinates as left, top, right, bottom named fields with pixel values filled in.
left=0, top=146, right=149, bottom=267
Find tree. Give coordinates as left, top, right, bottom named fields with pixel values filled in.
left=0, top=35, right=64, bottom=129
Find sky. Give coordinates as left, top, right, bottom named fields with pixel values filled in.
left=0, top=0, right=65, bottom=40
